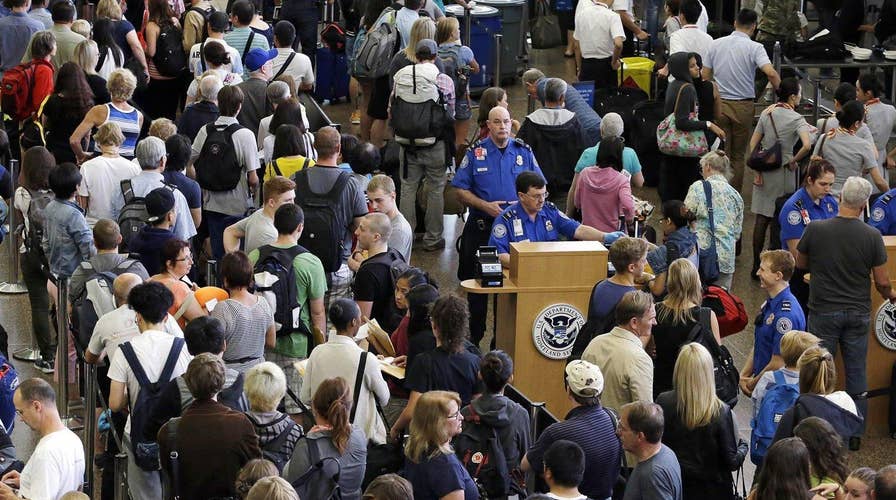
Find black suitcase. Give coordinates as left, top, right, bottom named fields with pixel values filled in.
left=631, top=100, right=665, bottom=187
left=593, top=86, right=649, bottom=144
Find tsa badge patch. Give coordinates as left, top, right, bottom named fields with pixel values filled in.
left=532, top=304, right=585, bottom=359
left=872, top=207, right=886, bottom=223
left=874, top=301, right=896, bottom=351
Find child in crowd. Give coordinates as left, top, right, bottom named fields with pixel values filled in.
left=845, top=467, right=876, bottom=500
left=751, top=330, right=820, bottom=416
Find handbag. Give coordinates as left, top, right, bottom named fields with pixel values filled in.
left=530, top=0, right=562, bottom=49
left=733, top=465, right=747, bottom=500
left=656, top=83, right=709, bottom=158
left=688, top=307, right=740, bottom=408
left=747, top=110, right=783, bottom=172
left=697, top=179, right=720, bottom=285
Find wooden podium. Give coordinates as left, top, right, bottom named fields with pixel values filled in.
left=461, top=241, right=608, bottom=418
left=839, top=235, right=896, bottom=437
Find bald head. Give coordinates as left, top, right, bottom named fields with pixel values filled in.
left=487, top=106, right=512, bottom=146
left=114, top=273, right=143, bottom=305
left=488, top=105, right=510, bottom=121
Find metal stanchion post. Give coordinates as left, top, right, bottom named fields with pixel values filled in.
left=527, top=401, right=545, bottom=493
left=84, top=363, right=97, bottom=496
left=464, top=7, right=472, bottom=48
left=493, top=34, right=502, bottom=87
left=0, top=159, right=26, bottom=294
left=56, top=277, right=71, bottom=421
left=206, top=260, right=217, bottom=287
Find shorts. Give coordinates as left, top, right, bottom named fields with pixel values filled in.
left=368, top=74, right=391, bottom=120
left=455, top=96, right=472, bottom=121
left=265, top=350, right=304, bottom=414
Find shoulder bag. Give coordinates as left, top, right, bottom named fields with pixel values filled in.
left=697, top=179, right=720, bottom=285
left=656, top=83, right=709, bottom=158
left=747, top=110, right=784, bottom=172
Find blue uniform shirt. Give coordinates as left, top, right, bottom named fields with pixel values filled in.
left=778, top=187, right=839, bottom=248
left=752, top=287, right=806, bottom=376
left=451, top=137, right=543, bottom=217
left=488, top=202, right=580, bottom=255
left=870, top=188, right=896, bottom=235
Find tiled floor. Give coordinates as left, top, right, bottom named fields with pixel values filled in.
left=0, top=38, right=894, bottom=496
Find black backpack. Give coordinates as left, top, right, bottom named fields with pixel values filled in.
left=570, top=280, right=615, bottom=360
left=436, top=45, right=469, bottom=104
left=246, top=413, right=299, bottom=473
left=118, top=180, right=177, bottom=252
left=253, top=244, right=314, bottom=340
left=24, top=188, right=53, bottom=262
left=452, top=405, right=511, bottom=498
left=687, top=307, right=740, bottom=408
left=294, top=170, right=351, bottom=273
left=195, top=123, right=244, bottom=192
left=152, top=22, right=188, bottom=77
left=180, top=6, right=215, bottom=44
left=120, top=337, right=185, bottom=471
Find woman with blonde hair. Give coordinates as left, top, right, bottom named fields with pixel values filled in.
left=74, top=40, right=112, bottom=104
left=76, top=121, right=140, bottom=225
left=652, top=258, right=721, bottom=397
left=771, top=346, right=864, bottom=444
left=95, top=0, right=148, bottom=78
left=244, top=362, right=304, bottom=473
left=245, top=476, right=299, bottom=500
left=403, top=390, right=479, bottom=500
left=234, top=459, right=279, bottom=499
left=388, top=17, right=438, bottom=79
left=436, top=16, right=479, bottom=161
left=657, top=343, right=747, bottom=499
left=70, top=68, right=144, bottom=161
left=284, top=377, right=367, bottom=499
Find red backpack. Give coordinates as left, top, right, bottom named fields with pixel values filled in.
left=1, top=61, right=50, bottom=121
left=702, top=285, right=748, bottom=338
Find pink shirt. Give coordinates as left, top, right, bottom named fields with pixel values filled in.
left=574, top=166, right=634, bottom=232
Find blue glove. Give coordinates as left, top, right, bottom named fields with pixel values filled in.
left=604, top=231, right=627, bottom=246
left=98, top=409, right=111, bottom=432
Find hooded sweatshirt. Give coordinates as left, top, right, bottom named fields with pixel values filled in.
left=664, top=52, right=708, bottom=133
left=516, top=106, right=587, bottom=193
left=574, top=166, right=634, bottom=232
left=460, top=393, right=530, bottom=495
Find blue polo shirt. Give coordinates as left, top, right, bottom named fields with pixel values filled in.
left=488, top=202, right=580, bottom=255
left=753, top=287, right=805, bottom=376
left=778, top=187, right=838, bottom=248
left=452, top=137, right=543, bottom=218
left=870, top=188, right=896, bottom=235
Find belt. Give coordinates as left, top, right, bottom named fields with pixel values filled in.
left=224, top=356, right=260, bottom=364
left=722, top=98, right=755, bottom=102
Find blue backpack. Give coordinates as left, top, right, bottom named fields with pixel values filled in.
left=750, top=370, right=799, bottom=465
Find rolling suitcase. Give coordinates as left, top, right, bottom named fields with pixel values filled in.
left=314, top=2, right=350, bottom=102
left=631, top=100, right=665, bottom=187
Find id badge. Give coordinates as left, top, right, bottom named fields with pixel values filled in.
left=512, top=218, right=524, bottom=237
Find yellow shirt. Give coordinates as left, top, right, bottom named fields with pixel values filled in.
left=264, top=156, right=315, bottom=181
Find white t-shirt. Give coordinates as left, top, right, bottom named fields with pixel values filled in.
left=229, top=209, right=277, bottom=255
left=263, top=131, right=316, bottom=165
left=257, top=110, right=310, bottom=151
left=87, top=305, right=183, bottom=362
left=188, top=38, right=244, bottom=78
left=77, top=155, right=141, bottom=226
left=270, top=48, right=314, bottom=86
left=697, top=1, right=709, bottom=32
left=825, top=391, right=859, bottom=416
left=19, top=428, right=85, bottom=500
left=108, top=329, right=192, bottom=434
left=575, top=1, right=626, bottom=59
left=187, top=67, right=243, bottom=102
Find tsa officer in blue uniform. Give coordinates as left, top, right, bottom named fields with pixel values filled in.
left=739, top=249, right=806, bottom=397
left=488, top=172, right=626, bottom=267
left=453, top=106, right=543, bottom=346
left=869, top=188, right=896, bottom=235
left=777, top=160, right=838, bottom=309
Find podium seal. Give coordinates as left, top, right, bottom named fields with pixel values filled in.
left=874, top=301, right=896, bottom=351
left=532, top=304, right=585, bottom=359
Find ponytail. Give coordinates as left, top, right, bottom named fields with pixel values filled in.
left=312, top=378, right=353, bottom=454
left=798, top=346, right=836, bottom=395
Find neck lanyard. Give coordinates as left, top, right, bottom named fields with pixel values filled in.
left=866, top=98, right=881, bottom=108
left=775, top=102, right=794, bottom=111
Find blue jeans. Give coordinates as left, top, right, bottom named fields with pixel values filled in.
left=807, top=309, right=870, bottom=433
left=206, top=211, right=243, bottom=260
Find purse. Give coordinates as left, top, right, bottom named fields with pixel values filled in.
left=747, top=110, right=784, bottom=172
left=697, top=179, right=720, bottom=285
left=656, top=83, right=709, bottom=158
left=530, top=0, right=562, bottom=49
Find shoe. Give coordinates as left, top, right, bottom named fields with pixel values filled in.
left=849, top=436, right=861, bottom=451
left=563, top=51, right=574, bottom=58
left=350, top=109, right=361, bottom=124
left=34, top=358, right=54, bottom=374
left=422, top=238, right=446, bottom=252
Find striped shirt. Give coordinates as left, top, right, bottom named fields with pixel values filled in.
left=211, top=297, right=275, bottom=373
left=223, top=27, right=271, bottom=79
left=97, top=103, right=141, bottom=157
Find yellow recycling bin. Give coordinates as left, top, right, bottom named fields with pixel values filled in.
left=619, top=57, right=655, bottom=98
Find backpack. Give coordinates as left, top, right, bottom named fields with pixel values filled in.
left=321, top=22, right=347, bottom=52
left=687, top=307, right=740, bottom=408
left=152, top=22, right=189, bottom=77
left=0, top=60, right=51, bottom=122
left=120, top=336, right=185, bottom=471
left=291, top=437, right=344, bottom=500
left=750, top=370, right=799, bottom=465
left=390, top=63, right=451, bottom=146
left=702, top=285, right=749, bottom=338
left=246, top=413, right=299, bottom=473
left=0, top=359, right=19, bottom=435
left=436, top=44, right=470, bottom=103
left=452, top=405, right=511, bottom=498
left=24, top=188, right=53, bottom=261
left=253, top=244, right=314, bottom=340
left=570, top=280, right=615, bottom=360
left=294, top=170, right=351, bottom=273
left=118, top=180, right=177, bottom=252
left=195, top=123, right=244, bottom=191
left=181, top=6, right=214, bottom=44
left=350, top=7, right=398, bottom=79
left=75, top=259, right=141, bottom=350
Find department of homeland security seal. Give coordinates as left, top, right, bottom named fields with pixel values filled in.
left=532, top=304, right=585, bottom=359
left=874, top=301, right=896, bottom=351
left=872, top=207, right=886, bottom=223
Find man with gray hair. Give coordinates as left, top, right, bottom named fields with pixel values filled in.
left=516, top=77, right=587, bottom=202
left=178, top=74, right=222, bottom=141
left=523, top=68, right=601, bottom=145
left=796, top=175, right=896, bottom=449
left=132, top=137, right=197, bottom=241
left=256, top=81, right=308, bottom=147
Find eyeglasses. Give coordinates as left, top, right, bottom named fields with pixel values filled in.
left=523, top=191, right=549, bottom=201
left=447, top=411, right=463, bottom=421
left=174, top=255, right=194, bottom=262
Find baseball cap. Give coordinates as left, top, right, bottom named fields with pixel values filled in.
left=565, top=360, right=604, bottom=398
left=245, top=48, right=278, bottom=72
left=415, top=39, right=438, bottom=58
left=208, top=11, right=230, bottom=32
left=146, top=187, right=175, bottom=223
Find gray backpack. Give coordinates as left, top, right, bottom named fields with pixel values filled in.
left=118, top=180, right=177, bottom=252
left=352, top=8, right=398, bottom=79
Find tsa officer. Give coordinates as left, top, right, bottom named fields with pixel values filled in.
left=453, top=106, right=543, bottom=346
left=739, top=249, right=806, bottom=397
left=488, top=172, right=626, bottom=267
left=869, top=187, right=896, bottom=235
left=777, top=159, right=838, bottom=309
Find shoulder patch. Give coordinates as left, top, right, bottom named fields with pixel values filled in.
left=513, top=137, right=531, bottom=149
left=882, top=193, right=893, bottom=205
left=786, top=210, right=802, bottom=226
left=775, top=316, right=793, bottom=335
left=492, top=223, right=507, bottom=239
left=502, top=209, right=514, bottom=221
left=459, top=154, right=470, bottom=169
left=780, top=300, right=792, bottom=312
left=872, top=206, right=886, bottom=223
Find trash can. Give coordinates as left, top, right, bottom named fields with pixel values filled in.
left=619, top=56, right=655, bottom=98
left=475, top=0, right=526, bottom=83
left=446, top=4, right=502, bottom=90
